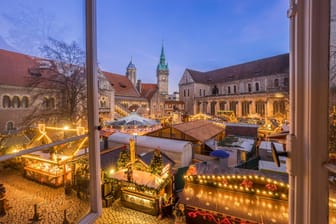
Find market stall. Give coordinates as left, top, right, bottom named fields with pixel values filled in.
left=108, top=147, right=174, bottom=216
left=23, top=155, right=71, bottom=187
left=180, top=167, right=289, bottom=224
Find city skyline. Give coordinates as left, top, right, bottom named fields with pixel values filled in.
left=0, top=0, right=289, bottom=93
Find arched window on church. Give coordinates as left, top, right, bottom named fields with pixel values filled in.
left=255, top=82, right=260, bottom=91
left=248, top=83, right=252, bottom=92
left=2, top=95, right=11, bottom=108
left=273, top=101, right=280, bottom=114
left=22, top=96, right=29, bottom=108
left=12, top=96, right=20, bottom=108
left=255, top=101, right=265, bottom=116
left=42, top=97, right=49, bottom=109
left=49, top=97, right=55, bottom=109
left=274, top=79, right=279, bottom=88
left=100, top=96, right=107, bottom=108
left=228, top=86, right=231, bottom=94
left=6, top=121, right=14, bottom=131
left=212, top=85, right=219, bottom=95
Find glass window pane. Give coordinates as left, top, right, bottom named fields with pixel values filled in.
left=0, top=1, right=92, bottom=223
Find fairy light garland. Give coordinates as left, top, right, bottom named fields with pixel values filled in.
left=183, top=174, right=289, bottom=200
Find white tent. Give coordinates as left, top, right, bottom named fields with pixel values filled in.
left=106, top=112, right=159, bottom=127
left=108, top=132, right=192, bottom=167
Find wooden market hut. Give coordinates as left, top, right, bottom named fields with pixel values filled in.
left=101, top=146, right=175, bottom=215
left=146, top=120, right=225, bottom=155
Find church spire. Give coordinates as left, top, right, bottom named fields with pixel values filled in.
left=160, top=45, right=165, bottom=65
left=157, top=44, right=168, bottom=71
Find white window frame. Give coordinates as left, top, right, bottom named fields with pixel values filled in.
left=80, top=0, right=102, bottom=223
left=288, top=0, right=329, bottom=223
left=0, top=1, right=102, bottom=223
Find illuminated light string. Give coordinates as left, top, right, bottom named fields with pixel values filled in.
left=183, top=187, right=288, bottom=223
left=183, top=174, right=289, bottom=200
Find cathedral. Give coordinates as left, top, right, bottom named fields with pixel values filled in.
left=178, top=53, right=289, bottom=122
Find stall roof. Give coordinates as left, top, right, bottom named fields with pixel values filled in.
left=140, top=151, right=175, bottom=167
left=101, top=147, right=176, bottom=171
left=108, top=132, right=192, bottom=153
left=172, top=120, right=224, bottom=142
left=219, top=137, right=255, bottom=152
left=259, top=160, right=287, bottom=173
left=180, top=183, right=288, bottom=224
left=111, top=169, right=162, bottom=189
left=259, top=141, right=285, bottom=153
left=106, top=112, right=159, bottom=127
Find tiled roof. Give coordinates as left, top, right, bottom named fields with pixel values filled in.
left=188, top=53, right=289, bottom=84
left=140, top=83, right=157, bottom=99
left=173, top=120, right=224, bottom=142
left=0, top=49, right=157, bottom=101
left=0, top=49, right=39, bottom=87
left=103, top=71, right=140, bottom=97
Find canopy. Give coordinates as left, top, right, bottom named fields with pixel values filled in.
left=106, top=112, right=159, bottom=127
left=210, top=149, right=230, bottom=158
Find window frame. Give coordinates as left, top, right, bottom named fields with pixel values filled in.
left=0, top=1, right=102, bottom=223
left=288, top=0, right=329, bottom=223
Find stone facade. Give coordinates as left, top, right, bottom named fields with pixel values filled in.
left=179, top=54, right=289, bottom=121
left=0, top=49, right=115, bottom=133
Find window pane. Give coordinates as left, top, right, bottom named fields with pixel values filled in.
left=0, top=1, right=91, bottom=223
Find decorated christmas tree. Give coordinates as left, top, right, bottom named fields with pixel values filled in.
left=117, top=146, right=130, bottom=170
left=150, top=148, right=164, bottom=175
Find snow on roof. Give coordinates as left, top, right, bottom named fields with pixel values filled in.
left=259, top=141, right=285, bottom=152
left=259, top=160, right=287, bottom=173
left=220, top=137, right=255, bottom=152
left=111, top=169, right=163, bottom=189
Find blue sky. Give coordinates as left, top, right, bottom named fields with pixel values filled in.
left=0, top=0, right=289, bottom=92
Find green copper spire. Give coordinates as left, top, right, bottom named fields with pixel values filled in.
left=157, top=44, right=168, bottom=71
left=160, top=45, right=165, bottom=64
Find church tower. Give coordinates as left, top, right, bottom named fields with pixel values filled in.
left=156, top=45, right=169, bottom=96
left=126, top=58, right=137, bottom=87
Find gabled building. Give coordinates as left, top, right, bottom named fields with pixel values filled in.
left=0, top=45, right=172, bottom=132
left=0, top=48, right=115, bottom=133
left=178, top=54, right=289, bottom=121
left=102, top=45, right=170, bottom=120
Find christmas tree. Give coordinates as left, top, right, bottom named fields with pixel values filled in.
left=117, top=146, right=130, bottom=170
left=150, top=148, right=164, bottom=175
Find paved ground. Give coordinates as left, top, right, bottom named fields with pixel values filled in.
left=0, top=168, right=183, bottom=224
left=95, top=200, right=176, bottom=224
left=0, top=169, right=89, bottom=224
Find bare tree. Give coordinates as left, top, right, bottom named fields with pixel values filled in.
left=23, top=38, right=87, bottom=128
left=2, top=6, right=60, bottom=55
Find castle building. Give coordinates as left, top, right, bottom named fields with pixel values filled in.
left=178, top=53, right=289, bottom=122
left=0, top=49, right=115, bottom=133
left=0, top=45, right=171, bottom=132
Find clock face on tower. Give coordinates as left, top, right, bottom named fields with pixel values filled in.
left=161, top=76, right=166, bottom=81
